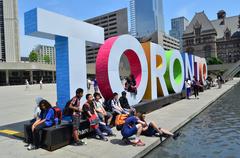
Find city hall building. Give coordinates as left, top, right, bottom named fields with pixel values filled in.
left=183, top=10, right=240, bottom=63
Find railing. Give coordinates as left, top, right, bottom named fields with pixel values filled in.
left=222, top=60, right=240, bottom=80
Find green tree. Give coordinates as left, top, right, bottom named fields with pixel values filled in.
left=44, top=55, right=51, bottom=64
left=207, top=57, right=223, bottom=65
left=29, top=50, right=38, bottom=62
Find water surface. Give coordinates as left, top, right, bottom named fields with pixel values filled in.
left=145, top=83, right=240, bottom=158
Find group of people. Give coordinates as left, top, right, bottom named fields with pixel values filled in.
left=24, top=87, right=181, bottom=150
left=68, top=89, right=116, bottom=145
left=25, top=78, right=43, bottom=90
left=185, top=76, right=202, bottom=99
left=120, top=111, right=181, bottom=146
left=185, top=75, right=224, bottom=99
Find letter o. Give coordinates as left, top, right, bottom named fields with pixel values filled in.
left=96, top=35, right=148, bottom=106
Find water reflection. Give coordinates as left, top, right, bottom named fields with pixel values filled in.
left=145, top=83, right=240, bottom=158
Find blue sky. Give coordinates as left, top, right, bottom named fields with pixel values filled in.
left=19, top=0, right=239, bottom=57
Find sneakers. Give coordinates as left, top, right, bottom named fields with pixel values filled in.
left=101, top=137, right=108, bottom=142
left=154, top=133, right=163, bottom=142
left=27, top=144, right=36, bottom=150
left=173, top=132, right=181, bottom=140
left=74, top=140, right=87, bottom=146
left=96, top=135, right=100, bottom=139
left=108, top=133, right=116, bottom=137
left=133, top=140, right=145, bottom=146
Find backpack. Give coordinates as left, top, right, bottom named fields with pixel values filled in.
left=115, top=114, right=129, bottom=131
left=63, top=100, right=73, bottom=116
left=53, top=107, right=62, bottom=124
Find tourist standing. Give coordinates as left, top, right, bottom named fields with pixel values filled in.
left=87, top=79, right=91, bottom=90
left=69, top=88, right=86, bottom=146
left=192, top=76, right=199, bottom=99
left=217, top=74, right=222, bottom=89
left=93, top=78, right=98, bottom=92
left=185, top=79, right=192, bottom=99
left=185, top=79, right=191, bottom=99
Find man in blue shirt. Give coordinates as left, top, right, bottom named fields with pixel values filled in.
left=121, top=114, right=147, bottom=146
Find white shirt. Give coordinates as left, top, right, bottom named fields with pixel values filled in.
left=185, top=80, right=191, bottom=88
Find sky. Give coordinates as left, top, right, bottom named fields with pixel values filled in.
left=18, top=0, right=240, bottom=57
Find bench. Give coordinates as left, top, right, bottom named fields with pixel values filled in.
left=24, top=120, right=93, bottom=151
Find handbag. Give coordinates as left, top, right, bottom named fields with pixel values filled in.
left=89, top=114, right=100, bottom=129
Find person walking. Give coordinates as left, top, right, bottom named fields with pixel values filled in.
left=25, top=79, right=29, bottom=90
left=39, top=79, right=43, bottom=90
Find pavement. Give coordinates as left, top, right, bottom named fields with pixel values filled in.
left=0, top=78, right=239, bottom=158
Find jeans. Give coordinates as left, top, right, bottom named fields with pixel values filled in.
left=194, top=86, right=199, bottom=98
left=99, top=123, right=113, bottom=135
left=25, top=122, right=47, bottom=148
left=186, top=88, right=191, bottom=98
left=95, top=128, right=105, bottom=139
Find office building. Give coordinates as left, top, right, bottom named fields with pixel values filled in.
left=34, top=45, right=56, bottom=65
left=183, top=10, right=240, bottom=63
left=0, top=0, right=20, bottom=62
left=85, top=8, right=128, bottom=63
left=170, top=17, right=189, bottom=51
left=130, top=0, right=165, bottom=38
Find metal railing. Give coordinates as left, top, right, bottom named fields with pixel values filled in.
left=222, top=60, right=240, bottom=80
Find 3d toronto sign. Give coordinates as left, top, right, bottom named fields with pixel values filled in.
left=25, top=8, right=207, bottom=108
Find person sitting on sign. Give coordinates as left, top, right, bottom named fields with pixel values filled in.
left=125, top=74, right=137, bottom=94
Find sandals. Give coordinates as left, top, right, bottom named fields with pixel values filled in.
left=132, top=140, right=145, bottom=146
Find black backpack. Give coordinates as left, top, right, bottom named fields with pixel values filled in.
left=63, top=100, right=73, bottom=116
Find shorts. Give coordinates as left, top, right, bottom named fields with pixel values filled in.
left=97, top=112, right=112, bottom=122
left=121, top=126, right=138, bottom=138
left=142, top=124, right=158, bottom=136
left=72, top=115, right=81, bottom=130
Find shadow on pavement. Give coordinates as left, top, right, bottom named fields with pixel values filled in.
left=0, top=120, right=29, bottom=140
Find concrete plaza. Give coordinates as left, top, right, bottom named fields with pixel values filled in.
left=0, top=78, right=239, bottom=158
